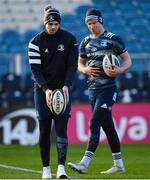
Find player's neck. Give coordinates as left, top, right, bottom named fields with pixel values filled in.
left=92, top=27, right=105, bottom=38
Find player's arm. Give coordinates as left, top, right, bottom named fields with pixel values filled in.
left=64, top=35, right=78, bottom=88
left=63, top=35, right=78, bottom=104
left=119, top=51, right=132, bottom=74
left=28, top=41, right=49, bottom=92
left=107, top=35, right=132, bottom=77
left=107, top=51, right=132, bottom=77
left=78, top=57, right=100, bottom=78
left=28, top=41, right=52, bottom=108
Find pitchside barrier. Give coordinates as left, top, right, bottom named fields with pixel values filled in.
left=0, top=103, right=150, bottom=145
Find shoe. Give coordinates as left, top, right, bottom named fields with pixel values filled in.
left=68, top=162, right=88, bottom=174
left=57, top=166, right=69, bottom=179
left=42, top=166, right=52, bottom=179
left=101, top=165, right=125, bottom=174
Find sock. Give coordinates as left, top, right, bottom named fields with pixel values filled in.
left=57, top=137, right=68, bottom=165
left=80, top=151, right=94, bottom=167
left=42, top=166, right=51, bottom=178
left=57, top=164, right=67, bottom=175
left=43, top=166, right=50, bottom=170
left=58, top=164, right=64, bottom=171
left=112, top=152, right=124, bottom=168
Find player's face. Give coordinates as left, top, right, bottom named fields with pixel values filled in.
left=86, top=20, right=102, bottom=36
left=45, top=21, right=60, bottom=35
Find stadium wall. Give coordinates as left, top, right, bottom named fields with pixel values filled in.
left=0, top=103, right=150, bottom=145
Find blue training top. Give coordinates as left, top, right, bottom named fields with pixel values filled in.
left=79, top=30, right=126, bottom=90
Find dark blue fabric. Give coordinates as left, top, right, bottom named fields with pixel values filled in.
left=29, top=29, right=78, bottom=92
left=89, top=86, right=117, bottom=111
left=87, top=86, right=120, bottom=153
left=35, top=87, right=71, bottom=166
left=34, top=87, right=71, bottom=121
left=79, top=31, right=126, bottom=89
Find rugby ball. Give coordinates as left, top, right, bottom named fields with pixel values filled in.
left=50, top=89, right=67, bottom=116
left=103, top=54, right=120, bottom=76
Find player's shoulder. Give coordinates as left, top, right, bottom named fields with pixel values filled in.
left=60, top=28, right=76, bottom=39
left=30, top=31, right=45, bottom=44
left=104, top=31, right=123, bottom=42
left=81, top=35, right=91, bottom=45
left=104, top=31, right=116, bottom=39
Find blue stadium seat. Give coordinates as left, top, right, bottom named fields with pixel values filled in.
left=119, top=71, right=139, bottom=90
left=75, top=5, right=93, bottom=14
left=141, top=72, right=150, bottom=101
left=71, top=73, right=88, bottom=103
left=1, top=73, right=21, bottom=92
left=1, top=89, right=26, bottom=107
left=118, top=72, right=142, bottom=102
left=22, top=73, right=34, bottom=105
left=0, top=0, right=150, bottom=104
left=142, top=71, right=150, bottom=86
left=25, top=89, right=34, bottom=106
left=23, top=29, right=38, bottom=45
left=140, top=3, right=150, bottom=11
left=0, top=55, right=12, bottom=75
left=23, top=73, right=34, bottom=91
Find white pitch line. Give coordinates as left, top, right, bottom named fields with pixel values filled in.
left=0, top=164, right=41, bottom=174
left=0, top=164, right=81, bottom=179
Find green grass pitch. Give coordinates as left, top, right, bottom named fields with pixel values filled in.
left=0, top=144, right=150, bottom=179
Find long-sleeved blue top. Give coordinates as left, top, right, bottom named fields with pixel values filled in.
left=28, top=28, right=78, bottom=91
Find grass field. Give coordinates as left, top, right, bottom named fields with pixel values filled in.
left=0, top=144, right=150, bottom=179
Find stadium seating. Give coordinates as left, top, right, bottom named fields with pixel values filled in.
left=1, top=73, right=21, bottom=92
left=141, top=71, right=150, bottom=101
left=71, top=72, right=89, bottom=103
left=1, top=89, right=27, bottom=107
left=0, top=0, right=150, bottom=105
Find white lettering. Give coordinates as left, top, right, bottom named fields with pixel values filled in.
left=75, top=112, right=148, bottom=143
left=128, top=116, right=147, bottom=140
left=114, top=117, right=128, bottom=142
left=76, top=111, right=89, bottom=142
left=0, top=108, right=39, bottom=145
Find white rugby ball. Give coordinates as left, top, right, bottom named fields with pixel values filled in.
left=50, top=89, right=67, bottom=116
left=103, top=54, right=120, bottom=76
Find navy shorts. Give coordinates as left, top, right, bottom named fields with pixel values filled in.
left=34, top=87, right=71, bottom=121
left=89, top=86, right=118, bottom=112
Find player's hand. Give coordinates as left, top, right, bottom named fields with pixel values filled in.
left=85, top=62, right=100, bottom=78
left=62, top=85, right=69, bottom=105
left=45, top=89, right=53, bottom=108
left=106, top=64, right=120, bottom=77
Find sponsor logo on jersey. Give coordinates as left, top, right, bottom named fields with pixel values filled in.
left=86, top=43, right=97, bottom=52
left=44, top=48, right=48, bottom=53
left=57, top=44, right=64, bottom=51
left=100, top=40, right=107, bottom=47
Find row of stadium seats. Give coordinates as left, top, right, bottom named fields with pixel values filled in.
left=0, top=71, right=150, bottom=108
left=0, top=0, right=150, bottom=106
left=0, top=0, right=150, bottom=53
left=72, top=71, right=150, bottom=103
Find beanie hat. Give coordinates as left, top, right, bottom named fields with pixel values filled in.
left=44, top=5, right=61, bottom=25
left=85, top=8, right=103, bottom=24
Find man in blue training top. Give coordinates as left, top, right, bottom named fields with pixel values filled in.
left=68, top=8, right=131, bottom=174
left=28, top=6, right=78, bottom=179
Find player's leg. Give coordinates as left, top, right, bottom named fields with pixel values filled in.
left=34, top=87, right=53, bottom=178
left=54, top=100, right=71, bottom=179
left=101, top=110, right=125, bottom=173
left=101, top=88, right=125, bottom=174
left=68, top=90, right=107, bottom=173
